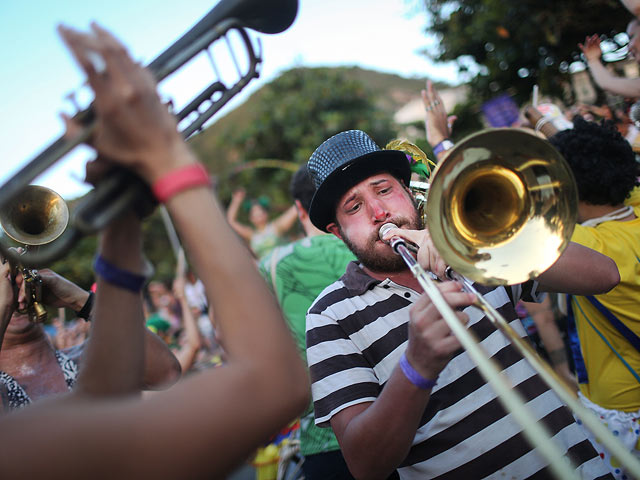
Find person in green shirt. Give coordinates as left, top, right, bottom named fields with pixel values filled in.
left=259, top=165, right=356, bottom=480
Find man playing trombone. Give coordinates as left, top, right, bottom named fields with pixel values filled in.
left=304, top=128, right=619, bottom=479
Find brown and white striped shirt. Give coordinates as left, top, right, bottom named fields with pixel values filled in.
left=306, top=262, right=611, bottom=479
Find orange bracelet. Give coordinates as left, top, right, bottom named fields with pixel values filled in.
left=152, top=164, right=211, bottom=203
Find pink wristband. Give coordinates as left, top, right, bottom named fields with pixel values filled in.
left=152, top=164, right=211, bottom=203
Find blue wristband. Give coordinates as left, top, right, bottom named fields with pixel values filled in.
left=432, top=139, right=454, bottom=156
left=93, top=255, right=149, bottom=292
left=400, top=352, right=438, bottom=390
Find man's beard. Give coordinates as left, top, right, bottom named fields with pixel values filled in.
left=339, top=204, right=422, bottom=274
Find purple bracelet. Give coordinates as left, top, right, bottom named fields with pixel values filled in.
left=399, top=352, right=438, bottom=390
left=93, top=255, right=148, bottom=293
left=432, top=139, right=454, bottom=156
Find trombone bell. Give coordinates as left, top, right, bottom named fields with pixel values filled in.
left=451, top=164, right=528, bottom=246
left=426, top=128, right=578, bottom=285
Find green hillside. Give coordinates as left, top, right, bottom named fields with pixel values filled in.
left=47, top=66, right=454, bottom=287
left=186, top=66, right=447, bottom=176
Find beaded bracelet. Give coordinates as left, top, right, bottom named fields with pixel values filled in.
left=93, top=255, right=149, bottom=293
left=151, top=164, right=211, bottom=203
left=399, top=352, right=438, bottom=390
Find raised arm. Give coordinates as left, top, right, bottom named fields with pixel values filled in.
left=422, top=80, right=455, bottom=162
left=271, top=203, right=299, bottom=236
left=580, top=35, right=640, bottom=98
left=170, top=268, right=202, bottom=373
left=226, top=188, right=254, bottom=242
left=620, top=0, right=640, bottom=18
left=0, top=23, right=308, bottom=480
left=73, top=212, right=147, bottom=397
left=36, top=269, right=91, bottom=314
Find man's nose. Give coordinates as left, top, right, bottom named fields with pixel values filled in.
left=369, top=199, right=390, bottom=221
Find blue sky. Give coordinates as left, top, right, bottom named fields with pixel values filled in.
left=0, top=0, right=461, bottom=199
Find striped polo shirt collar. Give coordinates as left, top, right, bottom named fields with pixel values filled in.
left=341, top=261, right=382, bottom=295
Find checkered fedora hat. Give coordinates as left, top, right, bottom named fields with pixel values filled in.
left=307, top=130, right=411, bottom=231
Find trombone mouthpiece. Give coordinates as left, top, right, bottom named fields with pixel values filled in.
left=379, top=223, right=398, bottom=241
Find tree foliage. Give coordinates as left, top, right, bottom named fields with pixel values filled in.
left=216, top=67, right=397, bottom=215
left=230, top=67, right=396, bottom=162
left=51, top=67, right=398, bottom=290
left=422, top=0, right=631, bottom=103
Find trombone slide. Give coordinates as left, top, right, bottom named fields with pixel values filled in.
left=390, top=238, right=579, bottom=479
left=394, top=239, right=640, bottom=478
left=451, top=270, right=640, bottom=479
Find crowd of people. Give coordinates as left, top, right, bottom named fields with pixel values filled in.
left=0, top=2, right=639, bottom=480
left=42, top=257, right=222, bottom=377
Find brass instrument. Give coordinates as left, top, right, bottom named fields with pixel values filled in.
left=427, top=128, right=577, bottom=285
left=395, top=128, right=640, bottom=478
left=0, top=186, right=69, bottom=322
left=0, top=0, right=299, bottom=268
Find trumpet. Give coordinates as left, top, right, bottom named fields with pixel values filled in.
left=398, top=128, right=640, bottom=478
left=0, top=0, right=299, bottom=268
left=0, top=186, right=70, bottom=322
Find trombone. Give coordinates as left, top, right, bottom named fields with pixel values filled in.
left=0, top=0, right=299, bottom=268
left=395, top=128, right=640, bottom=478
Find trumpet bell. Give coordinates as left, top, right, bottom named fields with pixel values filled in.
left=426, top=128, right=578, bottom=285
left=0, top=186, right=69, bottom=246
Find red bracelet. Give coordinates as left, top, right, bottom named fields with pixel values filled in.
left=152, top=164, right=211, bottom=203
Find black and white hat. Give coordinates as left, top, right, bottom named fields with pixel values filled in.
left=307, top=130, right=411, bottom=231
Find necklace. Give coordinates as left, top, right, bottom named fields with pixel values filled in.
left=580, top=205, right=635, bottom=227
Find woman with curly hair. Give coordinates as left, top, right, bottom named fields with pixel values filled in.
left=550, top=117, right=640, bottom=479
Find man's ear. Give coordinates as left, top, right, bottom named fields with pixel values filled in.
left=294, top=199, right=306, bottom=222
left=327, top=222, right=342, bottom=239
